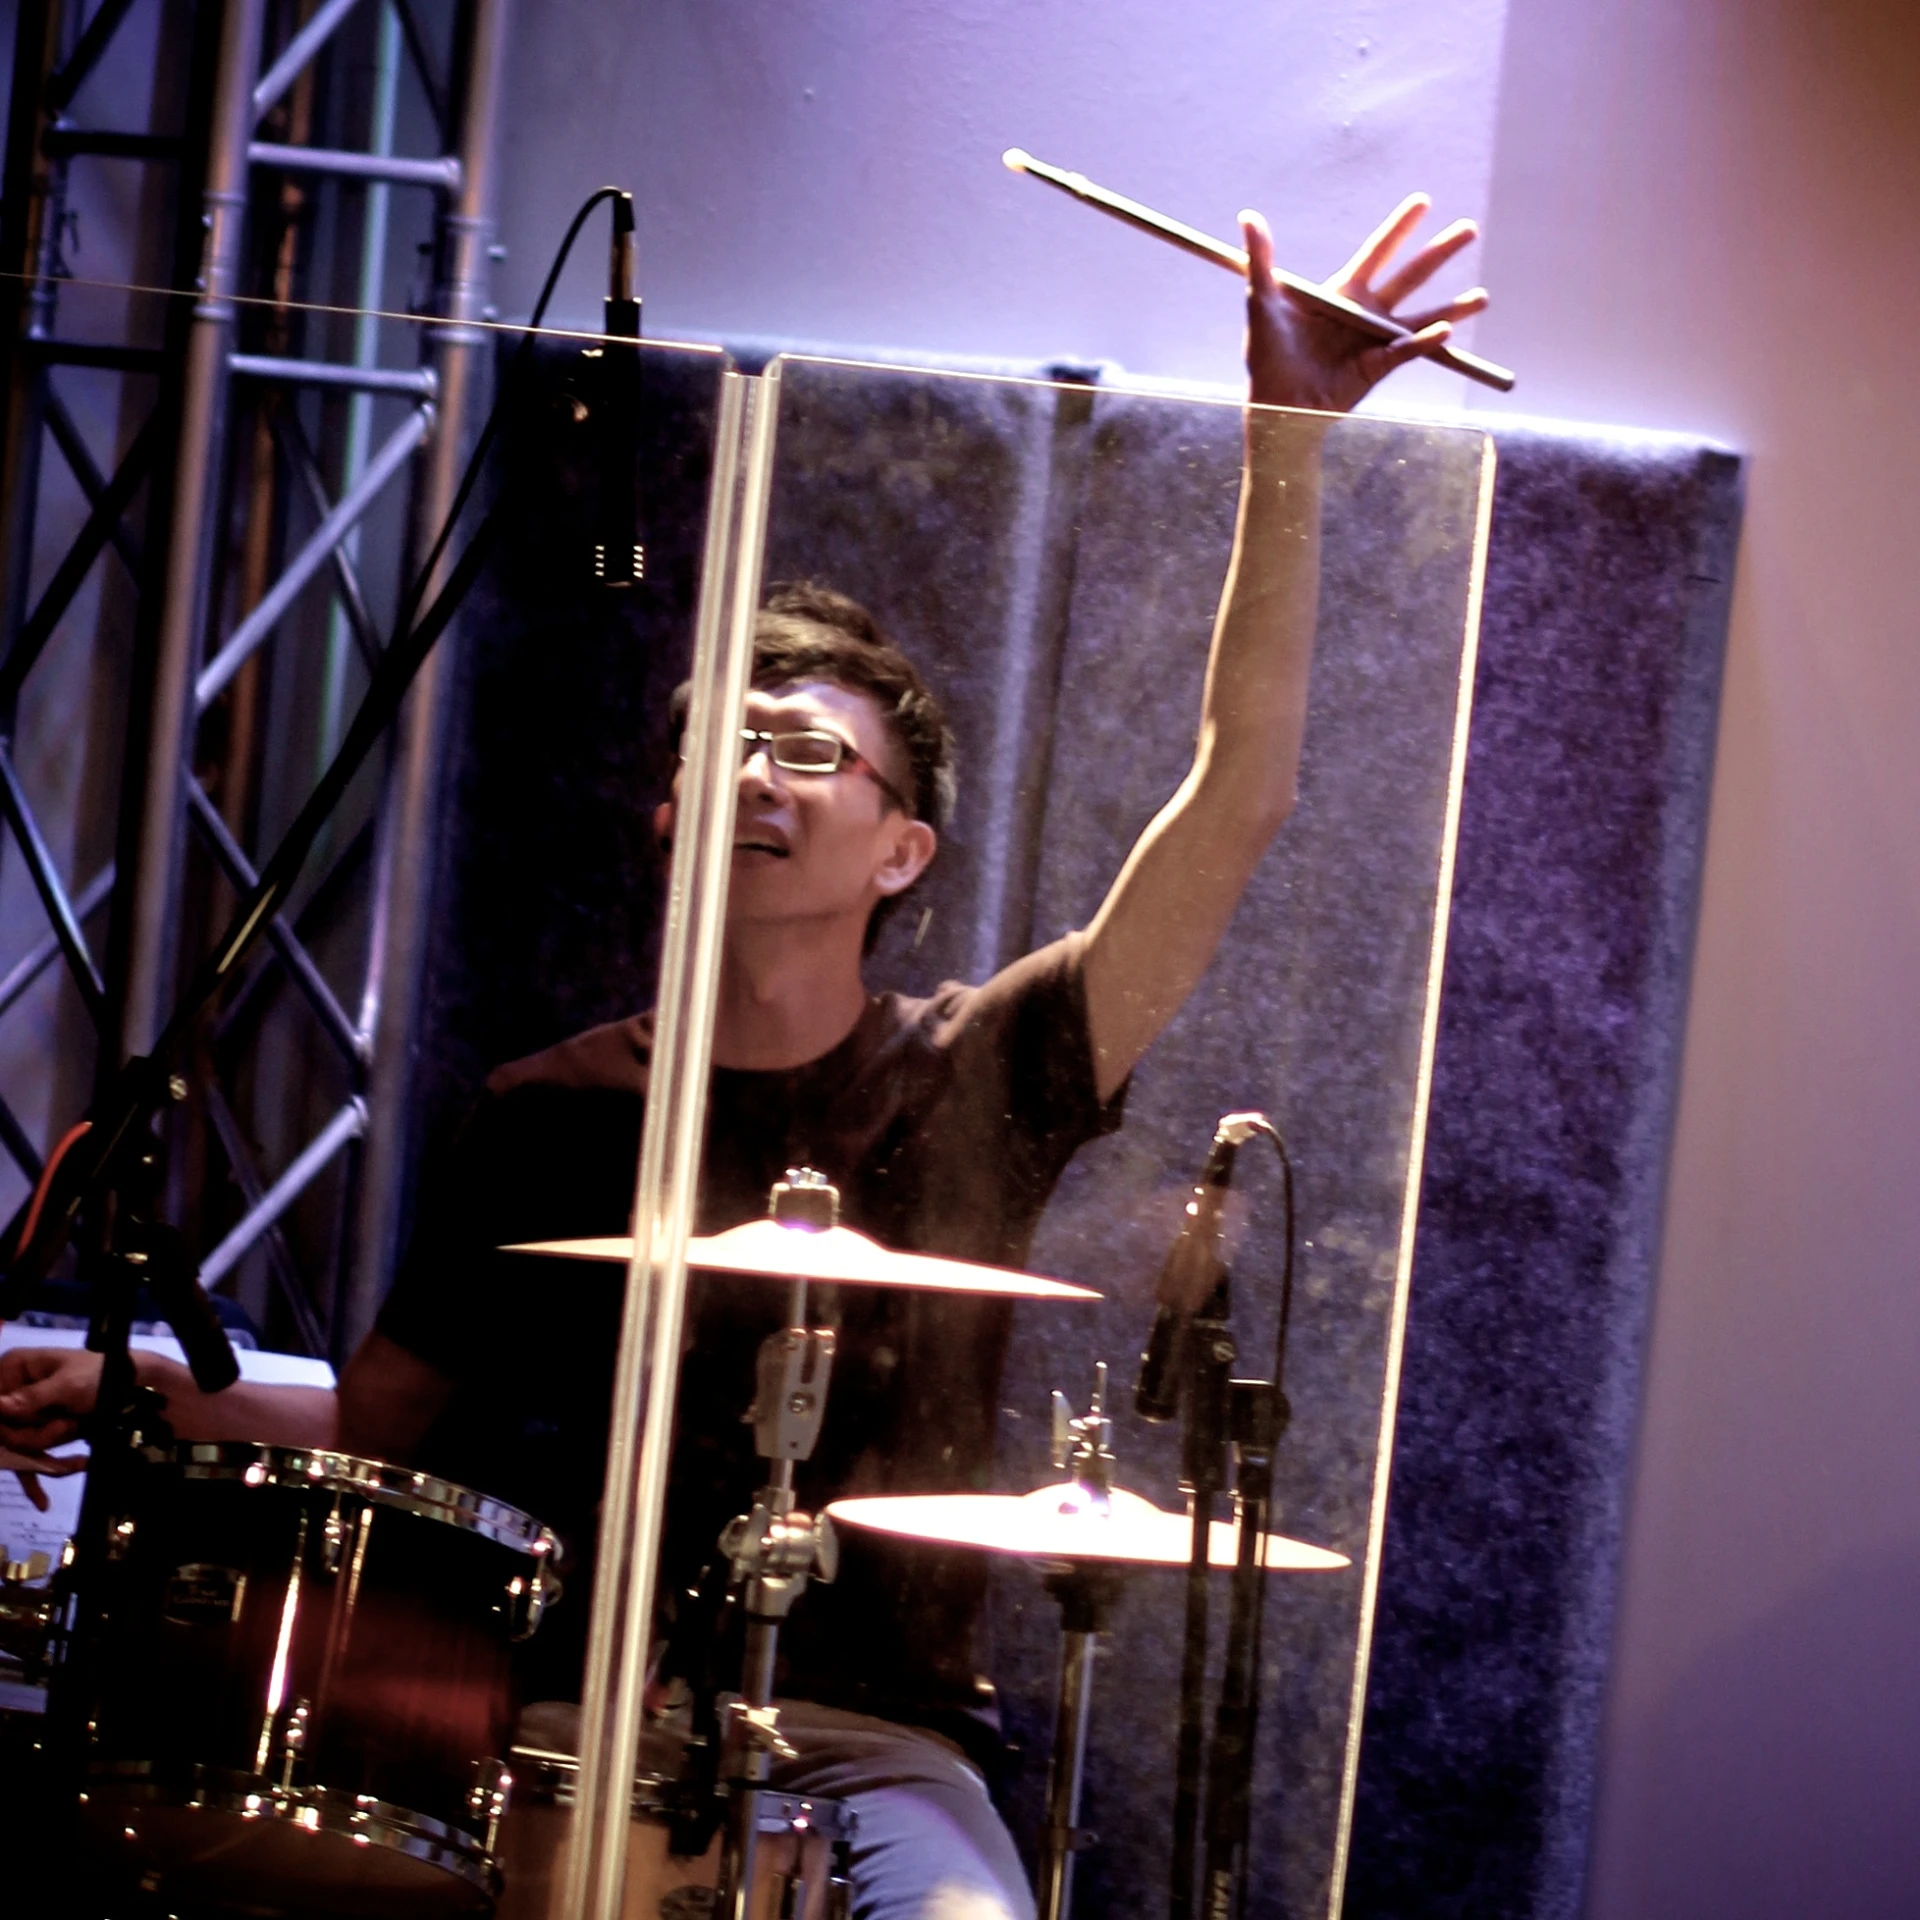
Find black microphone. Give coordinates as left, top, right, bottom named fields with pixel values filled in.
left=592, top=190, right=642, bottom=588
left=140, top=1223, right=240, bottom=1395
left=1135, top=1121, right=1245, bottom=1422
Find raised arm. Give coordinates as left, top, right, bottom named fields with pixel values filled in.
left=1081, top=195, right=1486, bottom=1099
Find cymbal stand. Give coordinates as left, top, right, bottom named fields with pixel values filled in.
left=1036, top=1362, right=1121, bottom=1920
left=712, top=1172, right=841, bottom=1920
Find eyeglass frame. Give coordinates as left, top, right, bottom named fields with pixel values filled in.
left=718, top=726, right=915, bottom=817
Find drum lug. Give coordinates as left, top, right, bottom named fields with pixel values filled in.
left=469, top=1753, right=513, bottom=1850
left=278, top=1697, right=311, bottom=1790
left=105, top=1515, right=136, bottom=1561
left=322, top=1498, right=348, bottom=1576
left=505, top=1551, right=559, bottom=1640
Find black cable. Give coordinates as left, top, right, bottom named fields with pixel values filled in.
left=389, top=183, right=632, bottom=653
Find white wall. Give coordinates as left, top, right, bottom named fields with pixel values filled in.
left=494, top=0, right=1508, bottom=410
left=1474, top=1, right=1920, bottom=1914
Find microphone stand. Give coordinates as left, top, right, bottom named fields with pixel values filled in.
left=1141, top=1113, right=1294, bottom=1920
left=1198, top=1120, right=1294, bottom=1920
left=1200, top=1376, right=1288, bottom=1918
left=1169, top=1278, right=1233, bottom=1920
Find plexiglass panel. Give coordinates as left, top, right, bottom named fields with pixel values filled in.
left=627, top=353, right=1491, bottom=1920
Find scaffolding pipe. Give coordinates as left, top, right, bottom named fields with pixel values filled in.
left=193, top=402, right=431, bottom=707
left=0, top=0, right=67, bottom=728
left=251, top=0, right=366, bottom=121
left=200, top=1095, right=367, bottom=1287
left=229, top=352, right=435, bottom=398
left=342, top=0, right=510, bottom=1355
left=118, top=0, right=267, bottom=1061
left=247, top=140, right=460, bottom=191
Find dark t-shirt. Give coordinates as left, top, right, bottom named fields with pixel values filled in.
left=377, top=934, right=1123, bottom=1722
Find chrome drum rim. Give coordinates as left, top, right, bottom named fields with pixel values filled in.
left=161, top=1440, right=559, bottom=1560
left=86, top=1761, right=503, bottom=1897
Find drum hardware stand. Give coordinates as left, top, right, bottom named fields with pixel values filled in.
left=710, top=1170, right=841, bottom=1920
left=23, top=1118, right=233, bottom=1894
left=1134, top=1111, right=1295, bottom=1920
left=1036, top=1361, right=1123, bottom=1920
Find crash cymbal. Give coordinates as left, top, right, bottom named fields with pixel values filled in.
left=505, top=1218, right=1102, bottom=1301
left=827, top=1483, right=1349, bottom=1571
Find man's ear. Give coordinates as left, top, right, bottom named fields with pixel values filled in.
left=652, top=797, right=674, bottom=852
left=873, top=818, right=937, bottom=897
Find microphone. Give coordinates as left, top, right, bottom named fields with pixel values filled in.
left=1135, top=1113, right=1265, bottom=1421
left=592, top=190, right=643, bottom=588
left=140, top=1223, right=240, bottom=1395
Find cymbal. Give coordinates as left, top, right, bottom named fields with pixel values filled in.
left=827, top=1484, right=1349, bottom=1571
left=504, top=1218, right=1102, bottom=1301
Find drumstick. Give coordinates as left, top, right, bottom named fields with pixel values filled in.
left=1001, top=148, right=1516, bottom=394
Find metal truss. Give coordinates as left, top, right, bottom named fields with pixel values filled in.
left=0, top=0, right=208, bottom=1192
left=0, top=0, right=510, bottom=1361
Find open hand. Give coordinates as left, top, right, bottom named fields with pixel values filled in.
left=1243, top=194, right=1489, bottom=413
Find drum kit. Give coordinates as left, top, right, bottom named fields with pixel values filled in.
left=0, top=1164, right=1345, bottom=1919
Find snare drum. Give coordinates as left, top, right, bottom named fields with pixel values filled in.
left=80, top=1442, right=557, bottom=1918
left=495, top=1745, right=854, bottom=1920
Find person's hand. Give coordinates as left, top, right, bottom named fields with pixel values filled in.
left=1242, top=195, right=1489, bottom=414
left=0, top=1347, right=101, bottom=1507
left=0, top=1442, right=83, bottom=1512
left=0, top=1345, right=102, bottom=1446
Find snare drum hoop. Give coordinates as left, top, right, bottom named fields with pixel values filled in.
left=87, top=1762, right=503, bottom=1898
left=506, top=1746, right=859, bottom=1845
left=163, top=1442, right=559, bottom=1560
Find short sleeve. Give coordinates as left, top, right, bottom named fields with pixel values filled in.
left=929, top=930, right=1128, bottom=1207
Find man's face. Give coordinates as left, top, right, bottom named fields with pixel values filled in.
left=655, top=680, right=937, bottom=934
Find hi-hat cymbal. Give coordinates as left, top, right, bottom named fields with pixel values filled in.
left=504, top=1218, right=1102, bottom=1301
left=827, top=1484, right=1349, bottom=1571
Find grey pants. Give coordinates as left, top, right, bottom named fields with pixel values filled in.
left=516, top=1699, right=1036, bottom=1920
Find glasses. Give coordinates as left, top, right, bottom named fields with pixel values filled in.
left=730, top=728, right=913, bottom=815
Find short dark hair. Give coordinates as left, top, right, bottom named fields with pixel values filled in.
left=666, top=583, right=957, bottom=951
left=750, top=581, right=957, bottom=830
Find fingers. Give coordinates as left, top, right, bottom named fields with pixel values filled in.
left=1371, top=319, right=1454, bottom=380
left=1239, top=209, right=1276, bottom=290
left=0, top=1348, right=100, bottom=1426
left=1395, top=286, right=1489, bottom=334
left=1, top=1445, right=83, bottom=1511
left=1373, top=218, right=1481, bottom=313
left=1336, top=192, right=1433, bottom=293
left=0, top=1371, right=75, bottom=1423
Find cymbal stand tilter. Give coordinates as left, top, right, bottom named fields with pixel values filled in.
left=711, top=1171, right=842, bottom=1920
left=1036, top=1362, right=1126, bottom=1920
